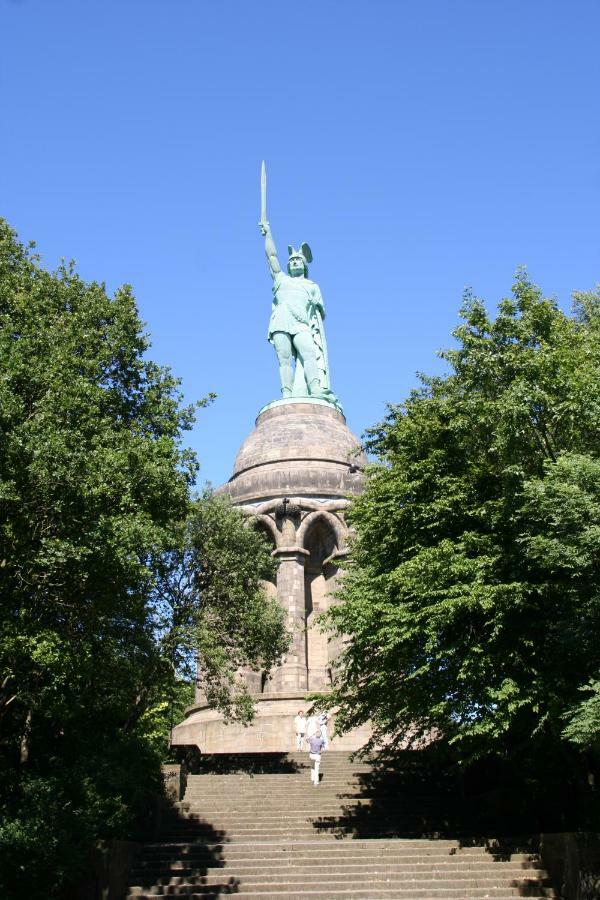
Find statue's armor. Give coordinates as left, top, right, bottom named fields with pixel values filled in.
left=268, top=272, right=323, bottom=340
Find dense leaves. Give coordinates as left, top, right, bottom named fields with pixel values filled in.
left=326, top=274, right=600, bottom=773
left=0, top=221, right=287, bottom=897
left=152, top=493, right=287, bottom=722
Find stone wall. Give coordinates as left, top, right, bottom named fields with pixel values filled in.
left=540, top=832, right=600, bottom=900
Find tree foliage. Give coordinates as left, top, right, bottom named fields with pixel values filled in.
left=152, top=492, right=287, bottom=723
left=0, top=220, right=287, bottom=897
left=326, top=273, right=600, bottom=770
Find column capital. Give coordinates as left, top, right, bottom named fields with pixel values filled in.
left=271, top=546, right=310, bottom=559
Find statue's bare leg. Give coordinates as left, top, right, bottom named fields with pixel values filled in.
left=293, top=332, right=321, bottom=396
left=271, top=332, right=294, bottom=397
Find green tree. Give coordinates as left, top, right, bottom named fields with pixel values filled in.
left=0, top=220, right=287, bottom=897
left=326, top=274, right=600, bottom=776
left=151, top=492, right=287, bottom=724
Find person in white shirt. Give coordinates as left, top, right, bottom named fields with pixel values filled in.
left=318, top=712, right=330, bottom=749
left=293, top=710, right=306, bottom=750
left=306, top=714, right=318, bottom=740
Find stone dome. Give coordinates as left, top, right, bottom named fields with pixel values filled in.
left=217, top=399, right=366, bottom=505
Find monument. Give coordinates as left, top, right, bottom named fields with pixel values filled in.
left=171, top=164, right=370, bottom=753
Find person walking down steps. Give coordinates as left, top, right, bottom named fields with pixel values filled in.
left=294, top=710, right=306, bottom=750
left=307, top=732, right=325, bottom=785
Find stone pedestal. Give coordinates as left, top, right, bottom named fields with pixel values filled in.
left=171, top=400, right=371, bottom=754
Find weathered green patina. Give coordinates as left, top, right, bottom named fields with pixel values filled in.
left=259, top=162, right=341, bottom=413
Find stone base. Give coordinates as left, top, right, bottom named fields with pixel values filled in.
left=171, top=692, right=372, bottom=754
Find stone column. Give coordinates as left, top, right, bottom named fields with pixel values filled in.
left=271, top=543, right=309, bottom=691
left=306, top=569, right=331, bottom=691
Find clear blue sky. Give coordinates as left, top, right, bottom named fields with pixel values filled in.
left=2, top=0, right=599, bottom=487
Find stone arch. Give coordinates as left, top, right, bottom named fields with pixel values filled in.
left=301, top=514, right=342, bottom=692
left=246, top=514, right=278, bottom=694
left=303, top=517, right=338, bottom=571
left=250, top=514, right=278, bottom=550
left=297, top=510, right=346, bottom=552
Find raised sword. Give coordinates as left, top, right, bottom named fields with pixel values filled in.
left=260, top=160, right=268, bottom=228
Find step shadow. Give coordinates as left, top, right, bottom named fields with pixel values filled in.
left=131, top=811, right=238, bottom=898
left=196, top=752, right=304, bottom=775
left=309, top=749, right=545, bottom=841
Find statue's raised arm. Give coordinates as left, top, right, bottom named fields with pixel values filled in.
left=259, top=160, right=280, bottom=278
left=259, top=220, right=281, bottom=278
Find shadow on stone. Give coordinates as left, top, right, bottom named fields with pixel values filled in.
left=128, top=805, right=236, bottom=899
left=196, top=752, right=304, bottom=775
left=308, top=748, right=554, bottom=842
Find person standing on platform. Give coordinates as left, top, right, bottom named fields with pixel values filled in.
left=318, top=711, right=330, bottom=749
left=306, top=714, right=318, bottom=740
left=307, top=732, right=325, bottom=785
left=294, top=710, right=306, bottom=750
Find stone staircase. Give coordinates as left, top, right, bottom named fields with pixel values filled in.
left=128, top=752, right=555, bottom=899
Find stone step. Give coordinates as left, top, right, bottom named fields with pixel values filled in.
left=177, top=799, right=447, bottom=808
left=158, top=827, right=460, bottom=840
left=172, top=812, right=397, bottom=820
left=163, top=823, right=447, bottom=833
left=130, top=870, right=546, bottom=888
left=182, top=788, right=424, bottom=795
left=164, top=814, right=446, bottom=825
left=187, top=768, right=425, bottom=773
left=187, top=768, right=430, bottom=775
left=185, top=784, right=439, bottom=790
left=184, top=781, right=441, bottom=789
left=129, top=886, right=553, bottom=898
left=179, top=799, right=429, bottom=806
left=190, top=774, right=417, bottom=780
left=129, top=887, right=552, bottom=900
left=188, top=761, right=419, bottom=767
left=180, top=793, right=414, bottom=801
left=186, top=773, right=394, bottom=781
left=183, top=784, right=397, bottom=793
left=171, top=810, right=444, bottom=821
left=139, top=838, right=519, bottom=851
left=131, top=860, right=544, bottom=876
left=186, top=773, right=427, bottom=781
left=181, top=792, right=443, bottom=801
left=189, top=762, right=380, bottom=769
left=168, top=810, right=450, bottom=822
left=180, top=793, right=440, bottom=802
left=136, top=855, right=541, bottom=872
left=139, top=838, right=466, bottom=854
left=156, top=831, right=436, bottom=842
left=158, top=824, right=449, bottom=834
left=182, top=790, right=443, bottom=799
left=137, top=850, right=481, bottom=865
left=183, top=786, right=444, bottom=795
left=169, top=824, right=455, bottom=831
left=133, top=850, right=540, bottom=864
left=186, top=774, right=419, bottom=782
left=185, top=776, right=440, bottom=783
left=129, top=866, right=549, bottom=885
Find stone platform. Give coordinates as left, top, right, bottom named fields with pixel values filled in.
left=172, top=693, right=372, bottom=754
